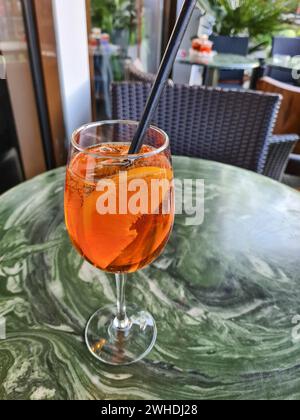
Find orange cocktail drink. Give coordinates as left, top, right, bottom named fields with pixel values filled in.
left=64, top=121, right=174, bottom=365
left=65, top=143, right=174, bottom=273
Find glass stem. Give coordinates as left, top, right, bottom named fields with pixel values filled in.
left=113, top=273, right=130, bottom=330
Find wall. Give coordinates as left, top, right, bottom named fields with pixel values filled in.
left=52, top=0, right=92, bottom=140
left=34, top=0, right=67, bottom=166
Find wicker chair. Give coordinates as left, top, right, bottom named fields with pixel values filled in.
left=209, top=35, right=249, bottom=86
left=111, top=82, right=298, bottom=181
left=272, top=36, right=300, bottom=57
left=126, top=62, right=156, bottom=84
left=126, top=61, right=174, bottom=86
left=257, top=77, right=300, bottom=152
left=268, top=37, right=300, bottom=84
left=257, top=76, right=300, bottom=177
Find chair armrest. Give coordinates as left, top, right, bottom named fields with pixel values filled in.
left=263, top=135, right=298, bottom=181
left=269, top=134, right=299, bottom=145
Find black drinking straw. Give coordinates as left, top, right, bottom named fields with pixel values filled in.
left=129, top=0, right=197, bottom=154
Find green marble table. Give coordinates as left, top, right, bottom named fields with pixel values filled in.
left=1, top=156, right=300, bottom=400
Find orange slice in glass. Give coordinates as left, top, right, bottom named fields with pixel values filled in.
left=80, top=166, right=173, bottom=270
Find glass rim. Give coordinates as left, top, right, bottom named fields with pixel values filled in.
left=71, top=120, right=170, bottom=159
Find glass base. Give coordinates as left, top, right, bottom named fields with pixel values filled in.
left=85, top=305, right=157, bottom=366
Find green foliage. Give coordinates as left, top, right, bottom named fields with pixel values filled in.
left=114, top=0, right=137, bottom=31
left=91, top=0, right=137, bottom=33
left=90, top=0, right=298, bottom=50
left=209, top=0, right=298, bottom=47
left=91, top=0, right=116, bottom=33
left=197, top=1, right=299, bottom=51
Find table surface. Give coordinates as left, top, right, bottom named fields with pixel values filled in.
left=177, top=53, right=260, bottom=70
left=1, top=156, right=300, bottom=400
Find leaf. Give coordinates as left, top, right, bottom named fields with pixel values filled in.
left=208, top=0, right=298, bottom=43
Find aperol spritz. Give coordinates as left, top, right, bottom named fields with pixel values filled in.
left=64, top=121, right=174, bottom=365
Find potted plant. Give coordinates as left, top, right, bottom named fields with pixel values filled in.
left=112, top=0, right=137, bottom=55
left=209, top=0, right=299, bottom=51
left=91, top=0, right=116, bottom=34
left=91, top=0, right=137, bottom=55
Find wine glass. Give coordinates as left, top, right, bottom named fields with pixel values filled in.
left=64, top=120, right=174, bottom=365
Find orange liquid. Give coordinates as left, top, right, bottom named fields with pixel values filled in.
left=65, top=144, right=174, bottom=273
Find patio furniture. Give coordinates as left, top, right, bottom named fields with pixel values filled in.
left=267, top=37, right=300, bottom=84
left=210, top=35, right=249, bottom=86
left=257, top=77, right=300, bottom=145
left=257, top=76, right=300, bottom=176
left=126, top=61, right=156, bottom=84
left=265, top=56, right=300, bottom=87
left=178, top=54, right=260, bottom=87
left=272, top=36, right=300, bottom=57
left=126, top=61, right=174, bottom=86
left=1, top=158, right=300, bottom=400
left=112, top=82, right=297, bottom=181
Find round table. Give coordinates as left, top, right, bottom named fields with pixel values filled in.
left=1, top=157, right=300, bottom=400
left=177, top=54, right=260, bottom=87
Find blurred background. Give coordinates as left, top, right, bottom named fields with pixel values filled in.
left=0, top=0, right=300, bottom=193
